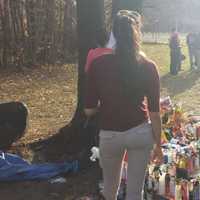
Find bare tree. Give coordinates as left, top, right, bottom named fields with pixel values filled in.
left=1, top=0, right=11, bottom=67
left=0, top=0, right=77, bottom=68
left=63, top=0, right=77, bottom=61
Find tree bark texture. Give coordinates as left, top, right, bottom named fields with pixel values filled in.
left=32, top=0, right=105, bottom=165
left=75, top=0, right=105, bottom=116
left=0, top=0, right=77, bottom=67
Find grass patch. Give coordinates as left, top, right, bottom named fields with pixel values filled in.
left=142, top=43, right=200, bottom=113
left=142, top=43, right=190, bottom=75
left=0, top=65, right=77, bottom=146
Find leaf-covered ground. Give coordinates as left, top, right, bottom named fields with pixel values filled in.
left=0, top=43, right=200, bottom=200
left=0, top=65, right=77, bottom=147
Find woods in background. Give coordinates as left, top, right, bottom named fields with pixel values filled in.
left=0, top=0, right=77, bottom=68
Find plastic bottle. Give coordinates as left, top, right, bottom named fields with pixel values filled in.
left=193, top=181, right=200, bottom=200
left=169, top=176, right=175, bottom=198
left=165, top=171, right=171, bottom=195
left=175, top=182, right=182, bottom=200
left=158, top=172, right=165, bottom=195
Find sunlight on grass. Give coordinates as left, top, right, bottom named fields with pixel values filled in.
left=142, top=42, right=200, bottom=113
left=142, top=43, right=190, bottom=76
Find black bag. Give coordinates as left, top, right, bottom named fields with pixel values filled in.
left=0, top=102, right=28, bottom=150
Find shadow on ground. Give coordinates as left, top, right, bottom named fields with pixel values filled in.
left=161, top=70, right=200, bottom=97
left=0, top=164, right=101, bottom=200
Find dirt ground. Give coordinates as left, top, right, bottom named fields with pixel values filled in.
left=0, top=63, right=200, bottom=200
left=0, top=65, right=101, bottom=200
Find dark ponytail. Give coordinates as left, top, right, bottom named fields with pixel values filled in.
left=113, top=10, right=142, bottom=99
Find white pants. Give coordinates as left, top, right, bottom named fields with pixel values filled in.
left=99, top=122, right=154, bottom=200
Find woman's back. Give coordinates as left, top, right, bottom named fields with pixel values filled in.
left=85, top=53, right=160, bottom=131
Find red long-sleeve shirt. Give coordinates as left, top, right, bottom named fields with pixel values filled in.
left=85, top=53, right=160, bottom=131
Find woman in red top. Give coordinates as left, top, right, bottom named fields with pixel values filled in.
left=85, top=10, right=163, bottom=200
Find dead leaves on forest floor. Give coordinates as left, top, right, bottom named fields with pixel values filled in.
left=0, top=64, right=77, bottom=151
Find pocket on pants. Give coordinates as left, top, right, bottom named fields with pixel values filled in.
left=99, top=130, right=117, bottom=142
left=126, top=123, right=154, bottom=149
left=142, top=123, right=154, bottom=144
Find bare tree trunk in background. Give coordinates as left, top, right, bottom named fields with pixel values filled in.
left=24, top=0, right=48, bottom=65
left=9, top=0, right=25, bottom=66
left=25, top=0, right=37, bottom=66
left=1, top=0, right=11, bottom=67
left=44, top=0, right=56, bottom=64
left=63, top=0, right=73, bottom=61
left=0, top=0, right=77, bottom=68
left=0, top=0, right=3, bottom=67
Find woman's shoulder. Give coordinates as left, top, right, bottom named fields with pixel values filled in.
left=139, top=52, right=158, bottom=71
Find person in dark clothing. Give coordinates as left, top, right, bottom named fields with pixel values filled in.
left=195, top=33, right=200, bottom=69
left=84, top=10, right=163, bottom=200
left=169, top=28, right=182, bottom=75
left=0, top=102, right=28, bottom=150
left=186, top=32, right=197, bottom=69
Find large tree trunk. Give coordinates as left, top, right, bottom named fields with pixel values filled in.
left=31, top=0, right=105, bottom=167
left=75, top=0, right=105, bottom=117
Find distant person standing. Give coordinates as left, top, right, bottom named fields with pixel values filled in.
left=195, top=33, right=200, bottom=69
left=186, top=32, right=197, bottom=69
left=169, top=28, right=182, bottom=75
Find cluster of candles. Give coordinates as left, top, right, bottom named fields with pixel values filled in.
left=144, top=155, right=200, bottom=199
left=96, top=97, right=200, bottom=200
left=143, top=97, right=200, bottom=200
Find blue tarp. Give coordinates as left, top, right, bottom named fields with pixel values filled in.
left=0, top=151, right=78, bottom=181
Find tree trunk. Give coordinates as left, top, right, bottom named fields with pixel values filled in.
left=1, top=0, right=11, bottom=67
left=43, top=0, right=56, bottom=64
left=61, top=0, right=105, bottom=162
left=112, top=0, right=143, bottom=18
left=0, top=0, right=3, bottom=67
left=75, top=0, right=105, bottom=117
left=32, top=0, right=105, bottom=166
left=0, top=0, right=78, bottom=68
left=63, top=0, right=73, bottom=61
left=25, top=0, right=37, bottom=66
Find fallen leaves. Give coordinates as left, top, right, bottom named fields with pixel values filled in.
left=0, top=64, right=77, bottom=145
